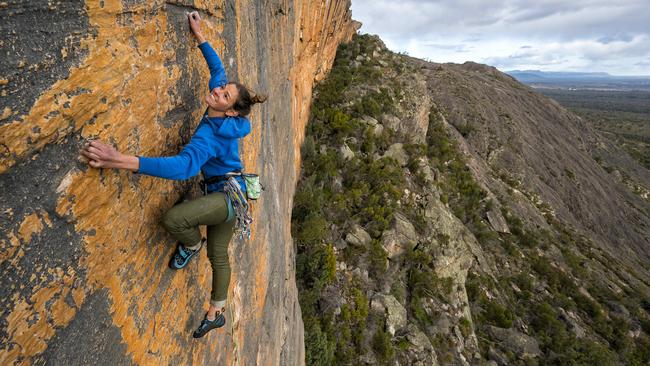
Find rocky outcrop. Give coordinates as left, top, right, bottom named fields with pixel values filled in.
left=0, top=1, right=356, bottom=365
left=381, top=212, right=418, bottom=259
left=382, top=143, right=408, bottom=166
left=371, top=294, right=407, bottom=336
left=346, top=224, right=372, bottom=247
left=486, top=326, right=541, bottom=359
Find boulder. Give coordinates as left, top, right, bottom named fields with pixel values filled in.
left=558, top=308, right=586, bottom=338
left=334, top=239, right=348, bottom=250
left=486, top=208, right=510, bottom=233
left=340, top=143, right=355, bottom=160
left=345, top=225, right=372, bottom=247
left=371, top=294, right=407, bottom=335
left=380, top=114, right=401, bottom=131
left=416, top=157, right=435, bottom=183
left=351, top=267, right=369, bottom=282
left=487, top=326, right=540, bottom=359
left=382, top=143, right=408, bottom=166
left=381, top=213, right=417, bottom=259
left=361, top=115, right=379, bottom=126
left=406, top=324, right=433, bottom=352
left=373, top=123, right=384, bottom=136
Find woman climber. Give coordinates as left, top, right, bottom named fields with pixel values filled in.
left=80, top=11, right=266, bottom=338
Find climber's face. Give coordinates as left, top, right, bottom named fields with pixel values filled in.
left=206, top=84, right=240, bottom=116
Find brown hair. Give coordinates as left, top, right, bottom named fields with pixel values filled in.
left=229, top=82, right=267, bottom=116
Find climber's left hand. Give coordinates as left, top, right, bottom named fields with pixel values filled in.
left=80, top=139, right=139, bottom=171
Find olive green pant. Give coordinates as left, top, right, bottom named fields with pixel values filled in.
left=161, top=192, right=234, bottom=305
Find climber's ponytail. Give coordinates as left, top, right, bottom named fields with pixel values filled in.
left=250, top=94, right=268, bottom=105
left=229, top=82, right=267, bottom=116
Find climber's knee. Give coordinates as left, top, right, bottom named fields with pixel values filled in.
left=162, top=207, right=185, bottom=233
left=208, top=253, right=230, bottom=270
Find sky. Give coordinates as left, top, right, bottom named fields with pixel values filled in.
left=350, top=0, right=650, bottom=75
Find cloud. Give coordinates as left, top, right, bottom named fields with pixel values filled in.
left=483, top=35, right=650, bottom=73
left=422, top=43, right=473, bottom=52
left=351, top=0, right=650, bottom=74
left=597, top=34, right=634, bottom=44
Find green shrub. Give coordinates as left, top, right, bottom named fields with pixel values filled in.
left=372, top=326, right=395, bottom=364
left=304, top=317, right=335, bottom=366
left=459, top=317, right=472, bottom=337
left=369, top=239, right=388, bottom=278
left=294, top=212, right=328, bottom=246
left=484, top=299, right=514, bottom=328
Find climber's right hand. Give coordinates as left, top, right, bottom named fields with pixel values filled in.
left=188, top=11, right=205, bottom=43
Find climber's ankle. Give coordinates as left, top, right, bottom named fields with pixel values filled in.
left=207, top=301, right=226, bottom=321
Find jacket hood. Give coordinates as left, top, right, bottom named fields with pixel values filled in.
left=207, top=116, right=251, bottom=138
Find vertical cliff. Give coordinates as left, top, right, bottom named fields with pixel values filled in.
left=0, top=1, right=356, bottom=365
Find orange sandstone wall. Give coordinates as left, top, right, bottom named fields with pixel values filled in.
left=0, top=1, right=355, bottom=365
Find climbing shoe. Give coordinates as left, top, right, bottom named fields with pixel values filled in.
left=169, top=239, right=204, bottom=270
left=192, top=312, right=226, bottom=338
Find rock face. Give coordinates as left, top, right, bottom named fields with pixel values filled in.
left=0, top=1, right=356, bottom=365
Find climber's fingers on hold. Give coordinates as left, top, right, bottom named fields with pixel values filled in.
left=89, top=159, right=103, bottom=168
left=89, top=139, right=108, bottom=150
left=82, top=149, right=101, bottom=162
left=85, top=140, right=115, bottom=160
left=86, top=146, right=100, bottom=156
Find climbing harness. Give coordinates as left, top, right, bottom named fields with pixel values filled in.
left=200, top=171, right=262, bottom=240
left=200, top=172, right=263, bottom=200
left=222, top=176, right=253, bottom=240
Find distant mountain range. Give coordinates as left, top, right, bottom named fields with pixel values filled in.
left=506, top=70, right=650, bottom=91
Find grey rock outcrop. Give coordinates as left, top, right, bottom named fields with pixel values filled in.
left=340, top=143, right=355, bottom=160
left=382, top=143, right=409, bottom=166
left=380, top=114, right=401, bottom=132
left=346, top=224, right=372, bottom=247
left=486, top=208, right=509, bottom=233
left=487, top=326, right=541, bottom=359
left=405, top=324, right=439, bottom=365
left=381, top=212, right=417, bottom=259
left=371, top=294, right=407, bottom=336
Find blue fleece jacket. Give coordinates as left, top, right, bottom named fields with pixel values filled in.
left=137, top=42, right=250, bottom=192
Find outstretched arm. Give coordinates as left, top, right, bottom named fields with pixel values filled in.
left=188, top=11, right=227, bottom=89
left=188, top=11, right=206, bottom=44
left=81, top=123, right=222, bottom=180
